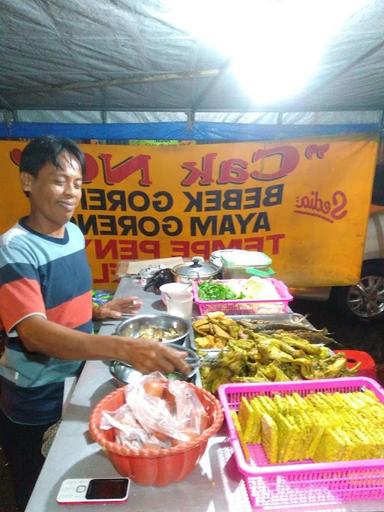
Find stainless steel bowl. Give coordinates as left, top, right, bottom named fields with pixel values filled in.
left=110, top=343, right=200, bottom=385
left=115, top=314, right=190, bottom=346
left=109, top=361, right=143, bottom=386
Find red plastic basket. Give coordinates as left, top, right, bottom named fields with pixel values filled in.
left=90, top=383, right=223, bottom=486
left=218, top=377, right=384, bottom=509
left=192, top=278, right=292, bottom=315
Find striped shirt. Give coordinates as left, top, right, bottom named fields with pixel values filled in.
left=0, top=218, right=93, bottom=424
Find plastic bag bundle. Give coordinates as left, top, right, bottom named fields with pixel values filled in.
left=100, top=372, right=208, bottom=450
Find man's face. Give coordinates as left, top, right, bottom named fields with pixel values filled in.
left=21, top=151, right=83, bottom=230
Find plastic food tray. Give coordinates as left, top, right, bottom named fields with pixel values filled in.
left=218, top=377, right=384, bottom=509
left=192, top=278, right=293, bottom=316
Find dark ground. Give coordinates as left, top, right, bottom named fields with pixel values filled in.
left=1, top=298, right=384, bottom=511
left=0, top=448, right=17, bottom=512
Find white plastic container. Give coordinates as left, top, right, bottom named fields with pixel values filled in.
left=213, top=250, right=274, bottom=279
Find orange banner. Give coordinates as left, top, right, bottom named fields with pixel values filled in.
left=0, top=135, right=378, bottom=289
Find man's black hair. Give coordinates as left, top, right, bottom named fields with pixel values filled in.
left=19, top=135, right=86, bottom=177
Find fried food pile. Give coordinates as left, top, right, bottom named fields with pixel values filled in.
left=193, top=312, right=359, bottom=393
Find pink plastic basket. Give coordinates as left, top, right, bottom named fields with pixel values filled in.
left=192, top=278, right=292, bottom=316
left=218, top=377, right=384, bottom=509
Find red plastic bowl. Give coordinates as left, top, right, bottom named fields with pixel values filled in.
left=89, top=383, right=224, bottom=486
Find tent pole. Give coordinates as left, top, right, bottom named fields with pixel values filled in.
left=190, top=59, right=231, bottom=113
left=186, top=110, right=195, bottom=131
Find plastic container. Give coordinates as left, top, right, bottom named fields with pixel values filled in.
left=218, top=250, right=274, bottom=279
left=334, top=349, right=377, bottom=380
left=89, top=383, right=223, bottom=486
left=166, top=292, right=193, bottom=319
left=192, top=278, right=292, bottom=315
left=159, top=282, right=192, bottom=305
left=218, top=377, right=384, bottom=509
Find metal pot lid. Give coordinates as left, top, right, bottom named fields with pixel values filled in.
left=173, top=256, right=220, bottom=278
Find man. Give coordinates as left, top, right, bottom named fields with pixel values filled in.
left=0, top=136, right=189, bottom=510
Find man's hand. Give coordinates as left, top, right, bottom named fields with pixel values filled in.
left=16, top=315, right=191, bottom=375
left=120, top=338, right=191, bottom=375
left=93, top=296, right=143, bottom=320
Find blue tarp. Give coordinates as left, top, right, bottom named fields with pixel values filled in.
left=0, top=121, right=380, bottom=141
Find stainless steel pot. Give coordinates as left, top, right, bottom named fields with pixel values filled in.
left=173, top=256, right=221, bottom=284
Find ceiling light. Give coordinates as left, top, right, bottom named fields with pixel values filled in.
left=164, top=0, right=369, bottom=103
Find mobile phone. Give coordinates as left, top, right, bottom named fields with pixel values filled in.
left=56, top=477, right=130, bottom=504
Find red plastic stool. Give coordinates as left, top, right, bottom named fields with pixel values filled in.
left=334, top=349, right=377, bottom=380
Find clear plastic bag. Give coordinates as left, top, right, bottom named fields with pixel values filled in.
left=169, top=380, right=208, bottom=433
left=100, top=372, right=209, bottom=449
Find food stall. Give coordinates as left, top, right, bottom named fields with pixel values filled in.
left=25, top=275, right=384, bottom=512
left=1, top=4, right=384, bottom=510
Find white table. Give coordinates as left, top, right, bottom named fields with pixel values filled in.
left=25, top=277, right=384, bottom=512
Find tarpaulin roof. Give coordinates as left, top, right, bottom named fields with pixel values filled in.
left=0, top=0, right=384, bottom=137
